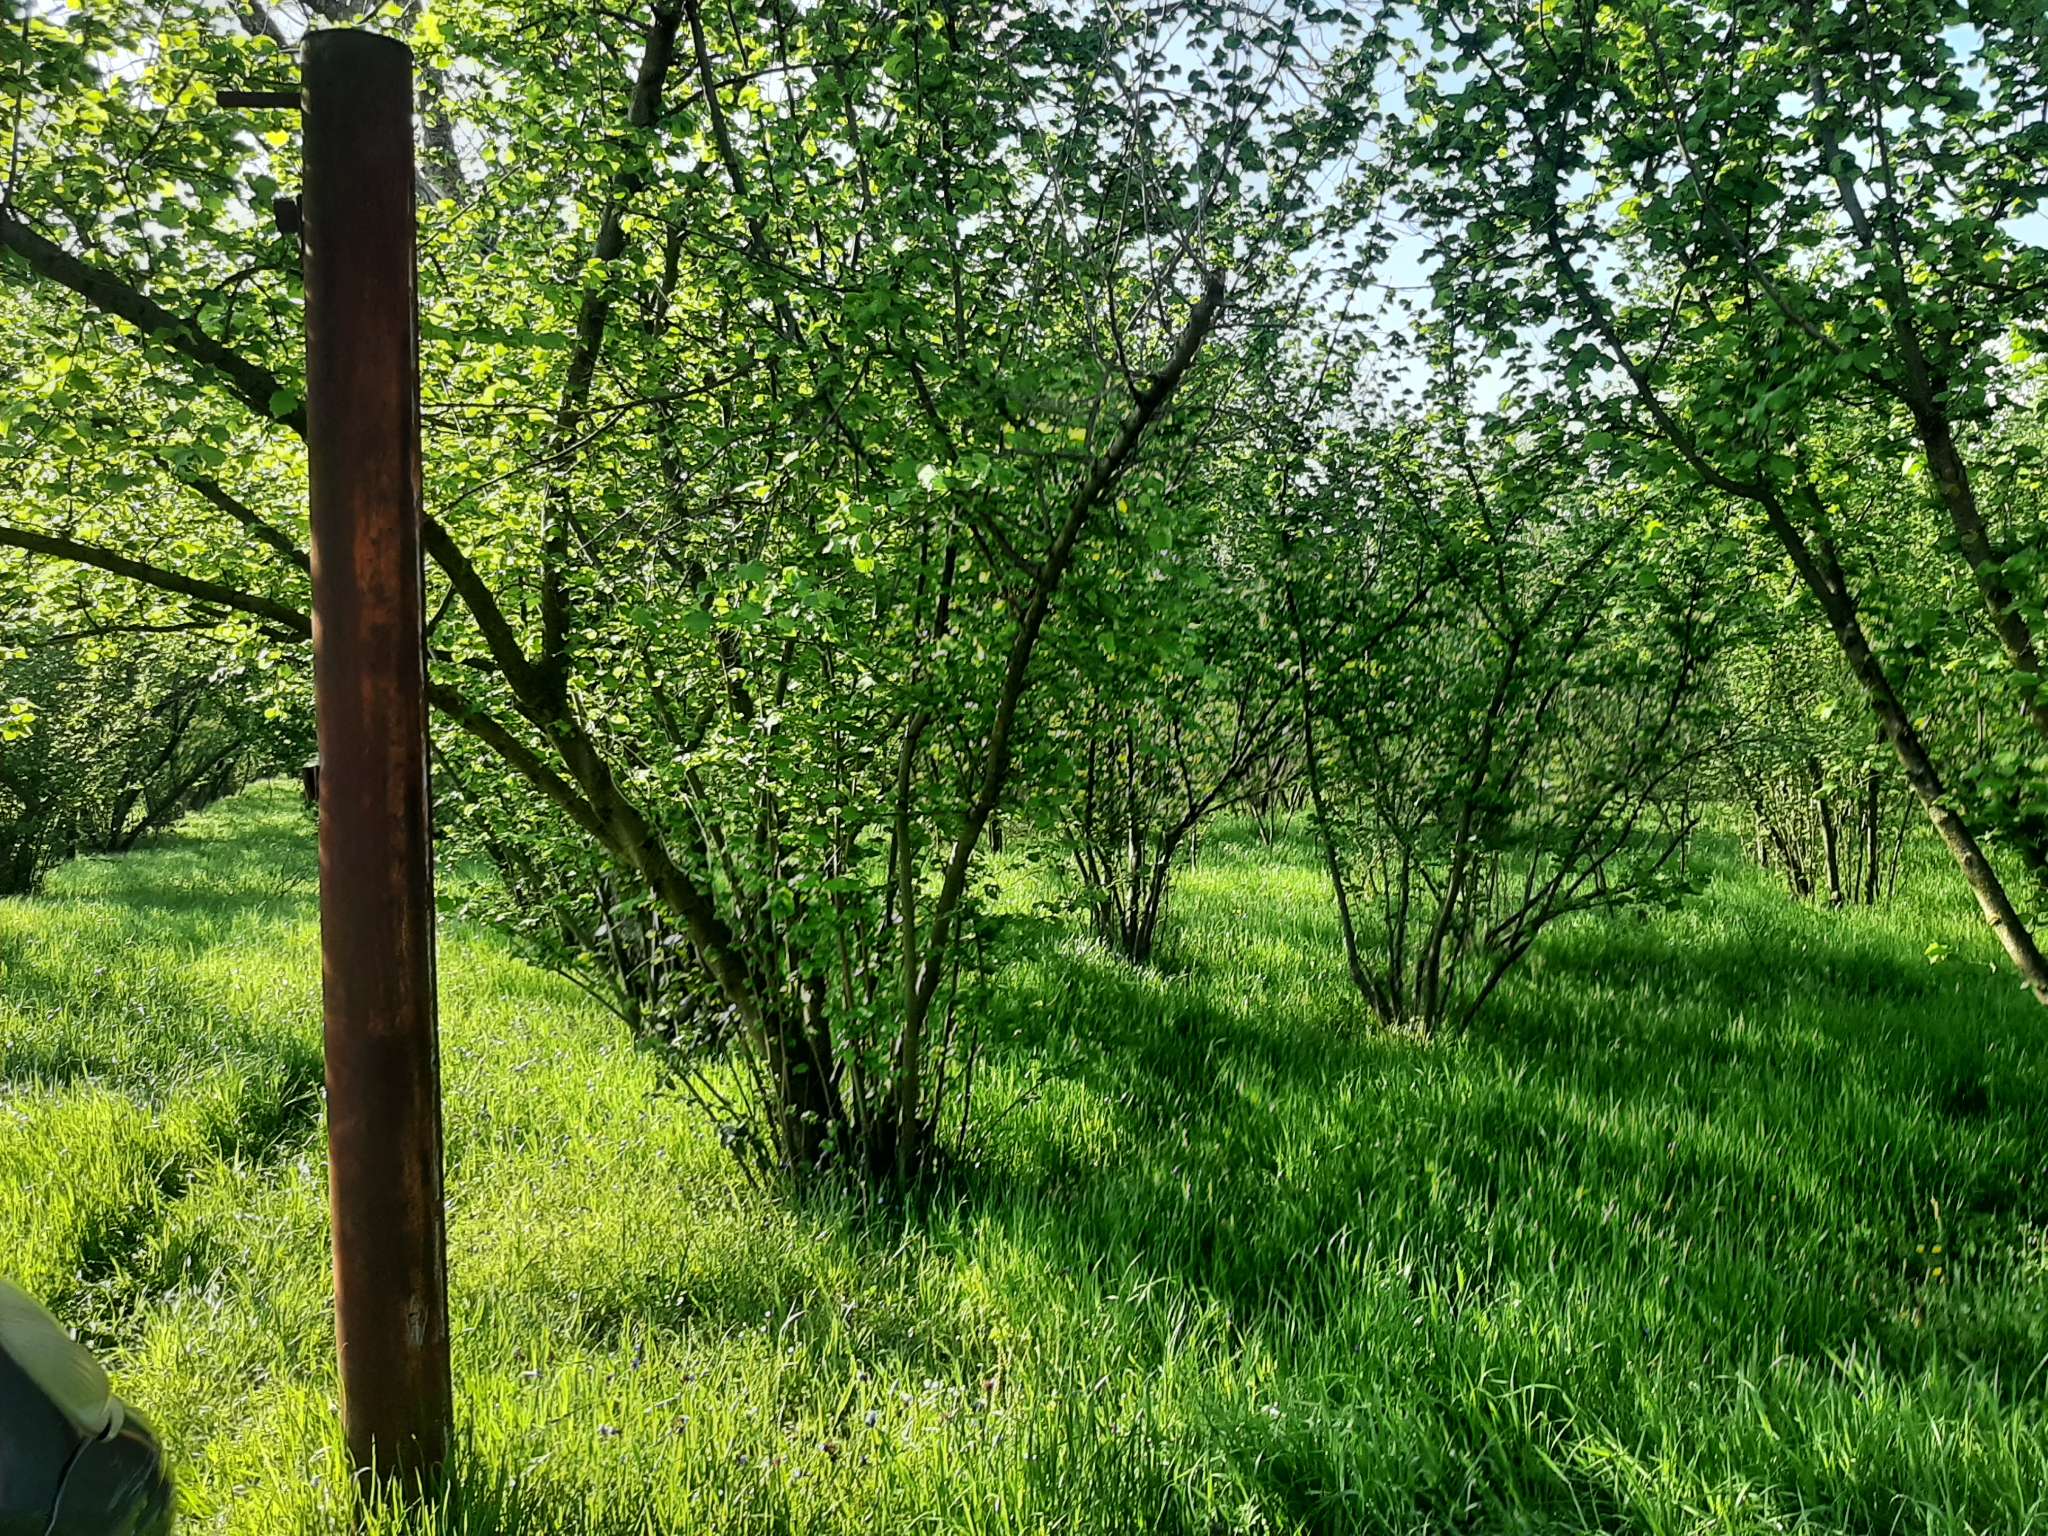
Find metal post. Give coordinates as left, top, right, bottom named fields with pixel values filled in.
left=301, top=28, right=452, bottom=1486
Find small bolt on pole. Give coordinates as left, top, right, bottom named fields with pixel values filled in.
left=298, top=29, right=453, bottom=1489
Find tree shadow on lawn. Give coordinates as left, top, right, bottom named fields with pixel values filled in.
left=15, top=803, right=2042, bottom=1531
left=0, top=942, right=326, bottom=1098
left=868, top=882, right=2048, bottom=1531
left=947, top=875, right=2048, bottom=1375
left=22, top=780, right=483, bottom=936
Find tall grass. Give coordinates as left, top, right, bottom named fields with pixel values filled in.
left=2, top=785, right=2042, bottom=1533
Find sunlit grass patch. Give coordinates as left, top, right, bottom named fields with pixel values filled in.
left=2, top=792, right=2044, bottom=1532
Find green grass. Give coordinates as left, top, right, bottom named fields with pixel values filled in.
left=3, top=785, right=2045, bottom=1534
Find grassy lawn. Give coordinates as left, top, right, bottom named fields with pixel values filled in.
left=3, top=785, right=2045, bottom=1534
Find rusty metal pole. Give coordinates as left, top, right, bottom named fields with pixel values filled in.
left=301, top=28, right=453, bottom=1487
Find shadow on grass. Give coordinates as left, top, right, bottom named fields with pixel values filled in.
left=14, top=799, right=2048, bottom=1533
left=941, top=839, right=2048, bottom=1380
left=0, top=947, right=324, bottom=1095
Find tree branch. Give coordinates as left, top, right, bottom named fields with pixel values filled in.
left=169, top=464, right=310, bottom=574
left=0, top=523, right=310, bottom=636
left=0, top=205, right=307, bottom=435
left=896, top=271, right=1228, bottom=1143
left=538, top=0, right=686, bottom=684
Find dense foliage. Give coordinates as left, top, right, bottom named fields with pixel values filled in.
left=3, top=0, right=2044, bottom=1193
left=0, top=590, right=299, bottom=892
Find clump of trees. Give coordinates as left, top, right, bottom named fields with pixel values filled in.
left=1717, top=628, right=1906, bottom=908
left=4, top=0, right=2045, bottom=1195
left=0, top=581, right=300, bottom=893
left=1391, top=0, right=2048, bottom=997
left=0, top=0, right=1377, bottom=1181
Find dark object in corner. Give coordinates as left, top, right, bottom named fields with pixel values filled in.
left=0, top=1278, right=173, bottom=1535
left=300, top=758, right=320, bottom=807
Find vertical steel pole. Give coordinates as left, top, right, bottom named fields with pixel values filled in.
left=301, top=28, right=453, bottom=1486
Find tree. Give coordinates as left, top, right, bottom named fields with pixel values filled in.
left=1388, top=0, right=2048, bottom=1001
left=1028, top=489, right=1291, bottom=965
left=1277, top=399, right=1722, bottom=1034
left=0, top=0, right=1376, bottom=1179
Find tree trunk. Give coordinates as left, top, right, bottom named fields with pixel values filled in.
left=764, top=975, right=841, bottom=1175
left=1810, top=759, right=1845, bottom=908
left=1888, top=796, right=1911, bottom=902
left=1755, top=797, right=1811, bottom=899
left=1817, top=562, right=2048, bottom=1002
left=1284, top=583, right=1385, bottom=1021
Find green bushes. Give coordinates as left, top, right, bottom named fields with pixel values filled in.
left=0, top=630, right=302, bottom=894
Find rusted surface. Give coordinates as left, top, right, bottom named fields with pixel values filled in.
left=216, top=88, right=299, bottom=109
left=301, top=28, right=453, bottom=1486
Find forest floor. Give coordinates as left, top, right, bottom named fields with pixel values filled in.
left=3, top=784, right=2045, bottom=1534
